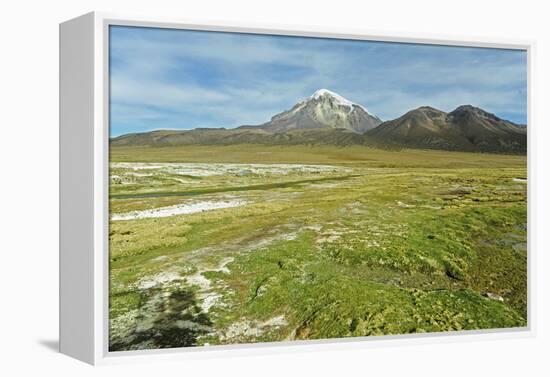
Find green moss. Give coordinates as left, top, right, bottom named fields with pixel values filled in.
left=108, top=147, right=527, bottom=349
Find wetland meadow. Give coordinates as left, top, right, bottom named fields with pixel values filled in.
left=108, top=146, right=527, bottom=351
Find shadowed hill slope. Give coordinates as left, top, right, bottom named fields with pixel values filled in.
left=365, top=105, right=526, bottom=153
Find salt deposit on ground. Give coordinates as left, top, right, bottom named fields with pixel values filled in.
left=138, top=271, right=181, bottom=290
left=185, top=272, right=212, bottom=291
left=219, top=315, right=288, bottom=341
left=111, top=162, right=349, bottom=178
left=200, top=292, right=223, bottom=313
left=111, top=199, right=247, bottom=221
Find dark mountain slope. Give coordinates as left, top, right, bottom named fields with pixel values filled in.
left=366, top=105, right=526, bottom=153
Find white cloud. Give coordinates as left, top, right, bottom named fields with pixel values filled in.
left=109, top=26, right=527, bottom=134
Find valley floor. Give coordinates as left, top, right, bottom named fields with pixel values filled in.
left=108, top=146, right=527, bottom=351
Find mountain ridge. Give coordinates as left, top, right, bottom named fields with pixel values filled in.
left=111, top=89, right=526, bottom=154
left=366, top=104, right=526, bottom=153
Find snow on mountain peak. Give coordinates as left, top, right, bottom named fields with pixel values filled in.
left=310, top=89, right=369, bottom=114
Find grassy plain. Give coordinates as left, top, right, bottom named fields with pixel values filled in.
left=109, top=145, right=527, bottom=350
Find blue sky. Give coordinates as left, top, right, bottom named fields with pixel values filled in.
left=109, top=26, right=527, bottom=137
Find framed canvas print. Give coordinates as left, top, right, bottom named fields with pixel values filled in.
left=59, top=12, right=533, bottom=365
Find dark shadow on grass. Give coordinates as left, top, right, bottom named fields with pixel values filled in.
left=110, top=288, right=212, bottom=351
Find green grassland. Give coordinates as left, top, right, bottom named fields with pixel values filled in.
left=110, top=144, right=526, bottom=167
left=108, top=145, right=527, bottom=351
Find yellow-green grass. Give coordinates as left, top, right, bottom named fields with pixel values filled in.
left=110, top=145, right=526, bottom=168
left=108, top=146, right=527, bottom=351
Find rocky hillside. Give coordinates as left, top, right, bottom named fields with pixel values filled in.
left=366, top=105, right=526, bottom=153
left=246, top=89, right=382, bottom=134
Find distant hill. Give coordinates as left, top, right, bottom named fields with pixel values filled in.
left=365, top=105, right=526, bottom=153
left=111, top=89, right=526, bottom=154
left=111, top=127, right=365, bottom=147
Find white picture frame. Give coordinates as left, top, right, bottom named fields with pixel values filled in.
left=59, top=11, right=535, bottom=365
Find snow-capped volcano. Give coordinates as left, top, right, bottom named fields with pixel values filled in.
left=310, top=89, right=368, bottom=113
left=256, top=89, right=382, bottom=134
